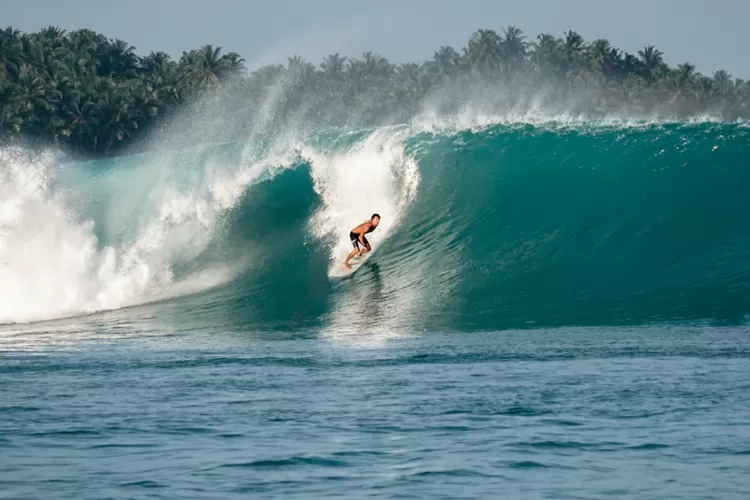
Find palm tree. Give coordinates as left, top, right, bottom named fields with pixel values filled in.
left=182, top=44, right=233, bottom=91
left=68, top=29, right=105, bottom=51
left=660, top=62, right=697, bottom=105
left=53, top=51, right=97, bottom=93
left=15, top=73, right=60, bottom=117
left=286, top=56, right=316, bottom=89
left=675, top=63, right=697, bottom=88
left=62, top=93, right=98, bottom=151
left=387, top=62, right=427, bottom=115
left=530, top=34, right=562, bottom=78
left=562, top=31, right=585, bottom=73
left=223, top=52, right=247, bottom=78
left=321, top=53, right=347, bottom=81
left=394, top=63, right=425, bottom=95
left=34, top=26, right=67, bottom=46
left=620, top=53, right=640, bottom=79
left=359, top=51, right=391, bottom=80
left=345, top=52, right=389, bottom=94
left=466, top=29, right=503, bottom=75
left=66, top=29, right=105, bottom=75
left=99, top=39, right=138, bottom=78
left=0, top=80, right=22, bottom=134
left=250, top=64, right=285, bottom=88
left=141, top=51, right=171, bottom=75
left=128, top=82, right=160, bottom=123
left=637, top=45, right=665, bottom=82
left=0, top=27, right=24, bottom=81
left=96, top=85, right=137, bottom=156
left=286, top=55, right=305, bottom=71
left=24, top=35, right=58, bottom=78
left=693, top=76, right=715, bottom=108
left=502, top=26, right=528, bottom=72
left=428, top=46, right=462, bottom=81
left=712, top=70, right=733, bottom=100
left=141, top=51, right=181, bottom=104
left=587, top=39, right=620, bottom=78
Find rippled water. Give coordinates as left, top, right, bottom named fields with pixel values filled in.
left=3, top=321, right=750, bottom=499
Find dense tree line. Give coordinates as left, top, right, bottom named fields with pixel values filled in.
left=1, top=25, right=748, bottom=157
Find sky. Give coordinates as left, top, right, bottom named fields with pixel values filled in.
left=5, top=0, right=749, bottom=78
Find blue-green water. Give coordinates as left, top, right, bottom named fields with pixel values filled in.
left=2, top=119, right=750, bottom=498
left=3, top=324, right=750, bottom=499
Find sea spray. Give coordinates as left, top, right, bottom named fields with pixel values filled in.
left=0, top=142, right=294, bottom=323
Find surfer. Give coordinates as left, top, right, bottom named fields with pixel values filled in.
left=343, top=214, right=380, bottom=269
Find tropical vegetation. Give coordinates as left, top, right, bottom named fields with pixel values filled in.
left=1, top=25, right=748, bottom=156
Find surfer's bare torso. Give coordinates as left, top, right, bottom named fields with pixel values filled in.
left=344, top=214, right=381, bottom=269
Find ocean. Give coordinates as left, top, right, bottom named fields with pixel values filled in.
left=2, top=117, right=750, bottom=498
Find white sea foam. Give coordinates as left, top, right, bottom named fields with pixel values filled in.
left=0, top=145, right=291, bottom=324
left=305, top=127, right=420, bottom=275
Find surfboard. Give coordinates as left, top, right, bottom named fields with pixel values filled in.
left=329, top=254, right=370, bottom=278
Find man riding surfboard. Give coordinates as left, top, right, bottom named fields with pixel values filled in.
left=343, top=214, right=380, bottom=269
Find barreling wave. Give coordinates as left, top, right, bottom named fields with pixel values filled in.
left=2, top=117, right=749, bottom=331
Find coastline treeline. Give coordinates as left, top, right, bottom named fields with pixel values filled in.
left=1, top=25, right=748, bottom=156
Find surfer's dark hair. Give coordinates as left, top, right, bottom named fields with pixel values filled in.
left=372, top=213, right=381, bottom=220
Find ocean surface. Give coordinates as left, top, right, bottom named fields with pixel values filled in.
left=2, top=117, right=750, bottom=498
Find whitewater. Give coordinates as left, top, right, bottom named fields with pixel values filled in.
left=0, top=128, right=411, bottom=323
left=2, top=114, right=750, bottom=499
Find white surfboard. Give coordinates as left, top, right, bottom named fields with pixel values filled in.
left=329, top=254, right=371, bottom=279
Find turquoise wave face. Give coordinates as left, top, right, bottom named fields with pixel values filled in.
left=396, top=123, right=750, bottom=329
left=3, top=121, right=750, bottom=329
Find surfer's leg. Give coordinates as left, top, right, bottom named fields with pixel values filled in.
left=343, top=248, right=359, bottom=269
left=344, top=238, right=360, bottom=268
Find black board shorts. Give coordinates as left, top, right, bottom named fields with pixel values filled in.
left=350, top=231, right=370, bottom=250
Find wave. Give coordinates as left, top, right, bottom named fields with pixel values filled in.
left=2, top=117, right=749, bottom=330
